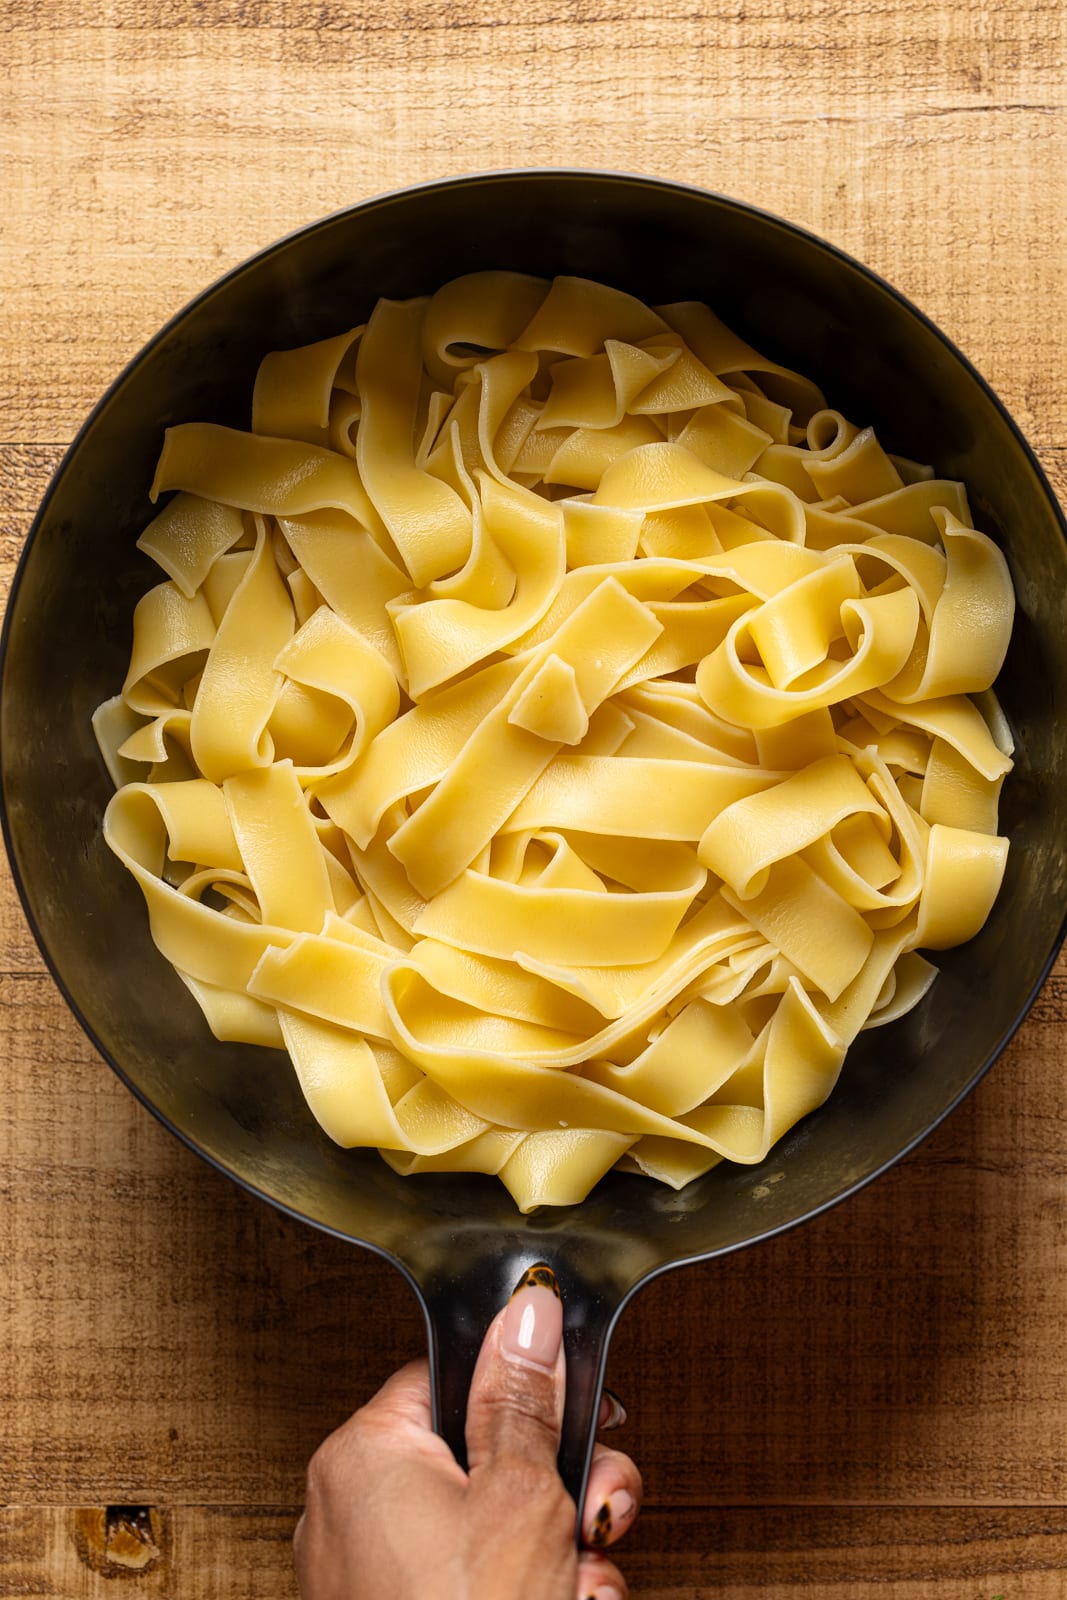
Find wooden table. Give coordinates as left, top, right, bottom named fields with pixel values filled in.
left=2, top=2, right=1066, bottom=1595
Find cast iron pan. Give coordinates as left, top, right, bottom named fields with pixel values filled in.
left=3, top=172, right=1066, bottom=1512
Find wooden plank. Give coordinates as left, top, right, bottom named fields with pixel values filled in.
left=1, top=6, right=1066, bottom=443
left=625, top=1506, right=1067, bottom=1597
left=0, top=957, right=1065, bottom=1506
left=609, top=1012, right=1067, bottom=1511
left=0, top=1505, right=296, bottom=1599
left=3, top=1505, right=1067, bottom=1598
left=0, top=969, right=425, bottom=1504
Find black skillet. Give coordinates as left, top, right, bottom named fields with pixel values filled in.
left=3, top=171, right=1066, bottom=1513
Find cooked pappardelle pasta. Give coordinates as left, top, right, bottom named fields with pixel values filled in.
left=95, top=272, right=1015, bottom=1211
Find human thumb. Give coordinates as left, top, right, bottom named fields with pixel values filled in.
left=464, top=1264, right=566, bottom=1481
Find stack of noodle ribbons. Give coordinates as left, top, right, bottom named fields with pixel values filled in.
left=96, top=273, right=1015, bottom=1212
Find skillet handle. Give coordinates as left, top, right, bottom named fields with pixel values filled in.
left=423, top=1255, right=624, bottom=1523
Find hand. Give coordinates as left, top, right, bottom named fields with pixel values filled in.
left=294, top=1264, right=642, bottom=1600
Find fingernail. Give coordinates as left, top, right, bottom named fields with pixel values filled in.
left=586, top=1488, right=636, bottom=1547
left=501, top=1263, right=563, bottom=1370
left=511, top=1262, right=561, bottom=1299
left=597, top=1389, right=628, bottom=1430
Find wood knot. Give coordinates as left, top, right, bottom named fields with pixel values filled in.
left=73, top=1506, right=163, bottom=1576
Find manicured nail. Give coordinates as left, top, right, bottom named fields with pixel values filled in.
left=597, top=1389, right=628, bottom=1430
left=501, top=1263, right=563, bottom=1370
left=586, top=1488, right=636, bottom=1547
left=511, top=1262, right=561, bottom=1299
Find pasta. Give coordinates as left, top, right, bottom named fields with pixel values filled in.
left=95, top=273, right=1015, bottom=1212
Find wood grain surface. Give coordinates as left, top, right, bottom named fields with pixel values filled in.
left=2, top=1, right=1066, bottom=1595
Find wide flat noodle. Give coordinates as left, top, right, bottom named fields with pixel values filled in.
left=99, top=272, right=1016, bottom=1212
